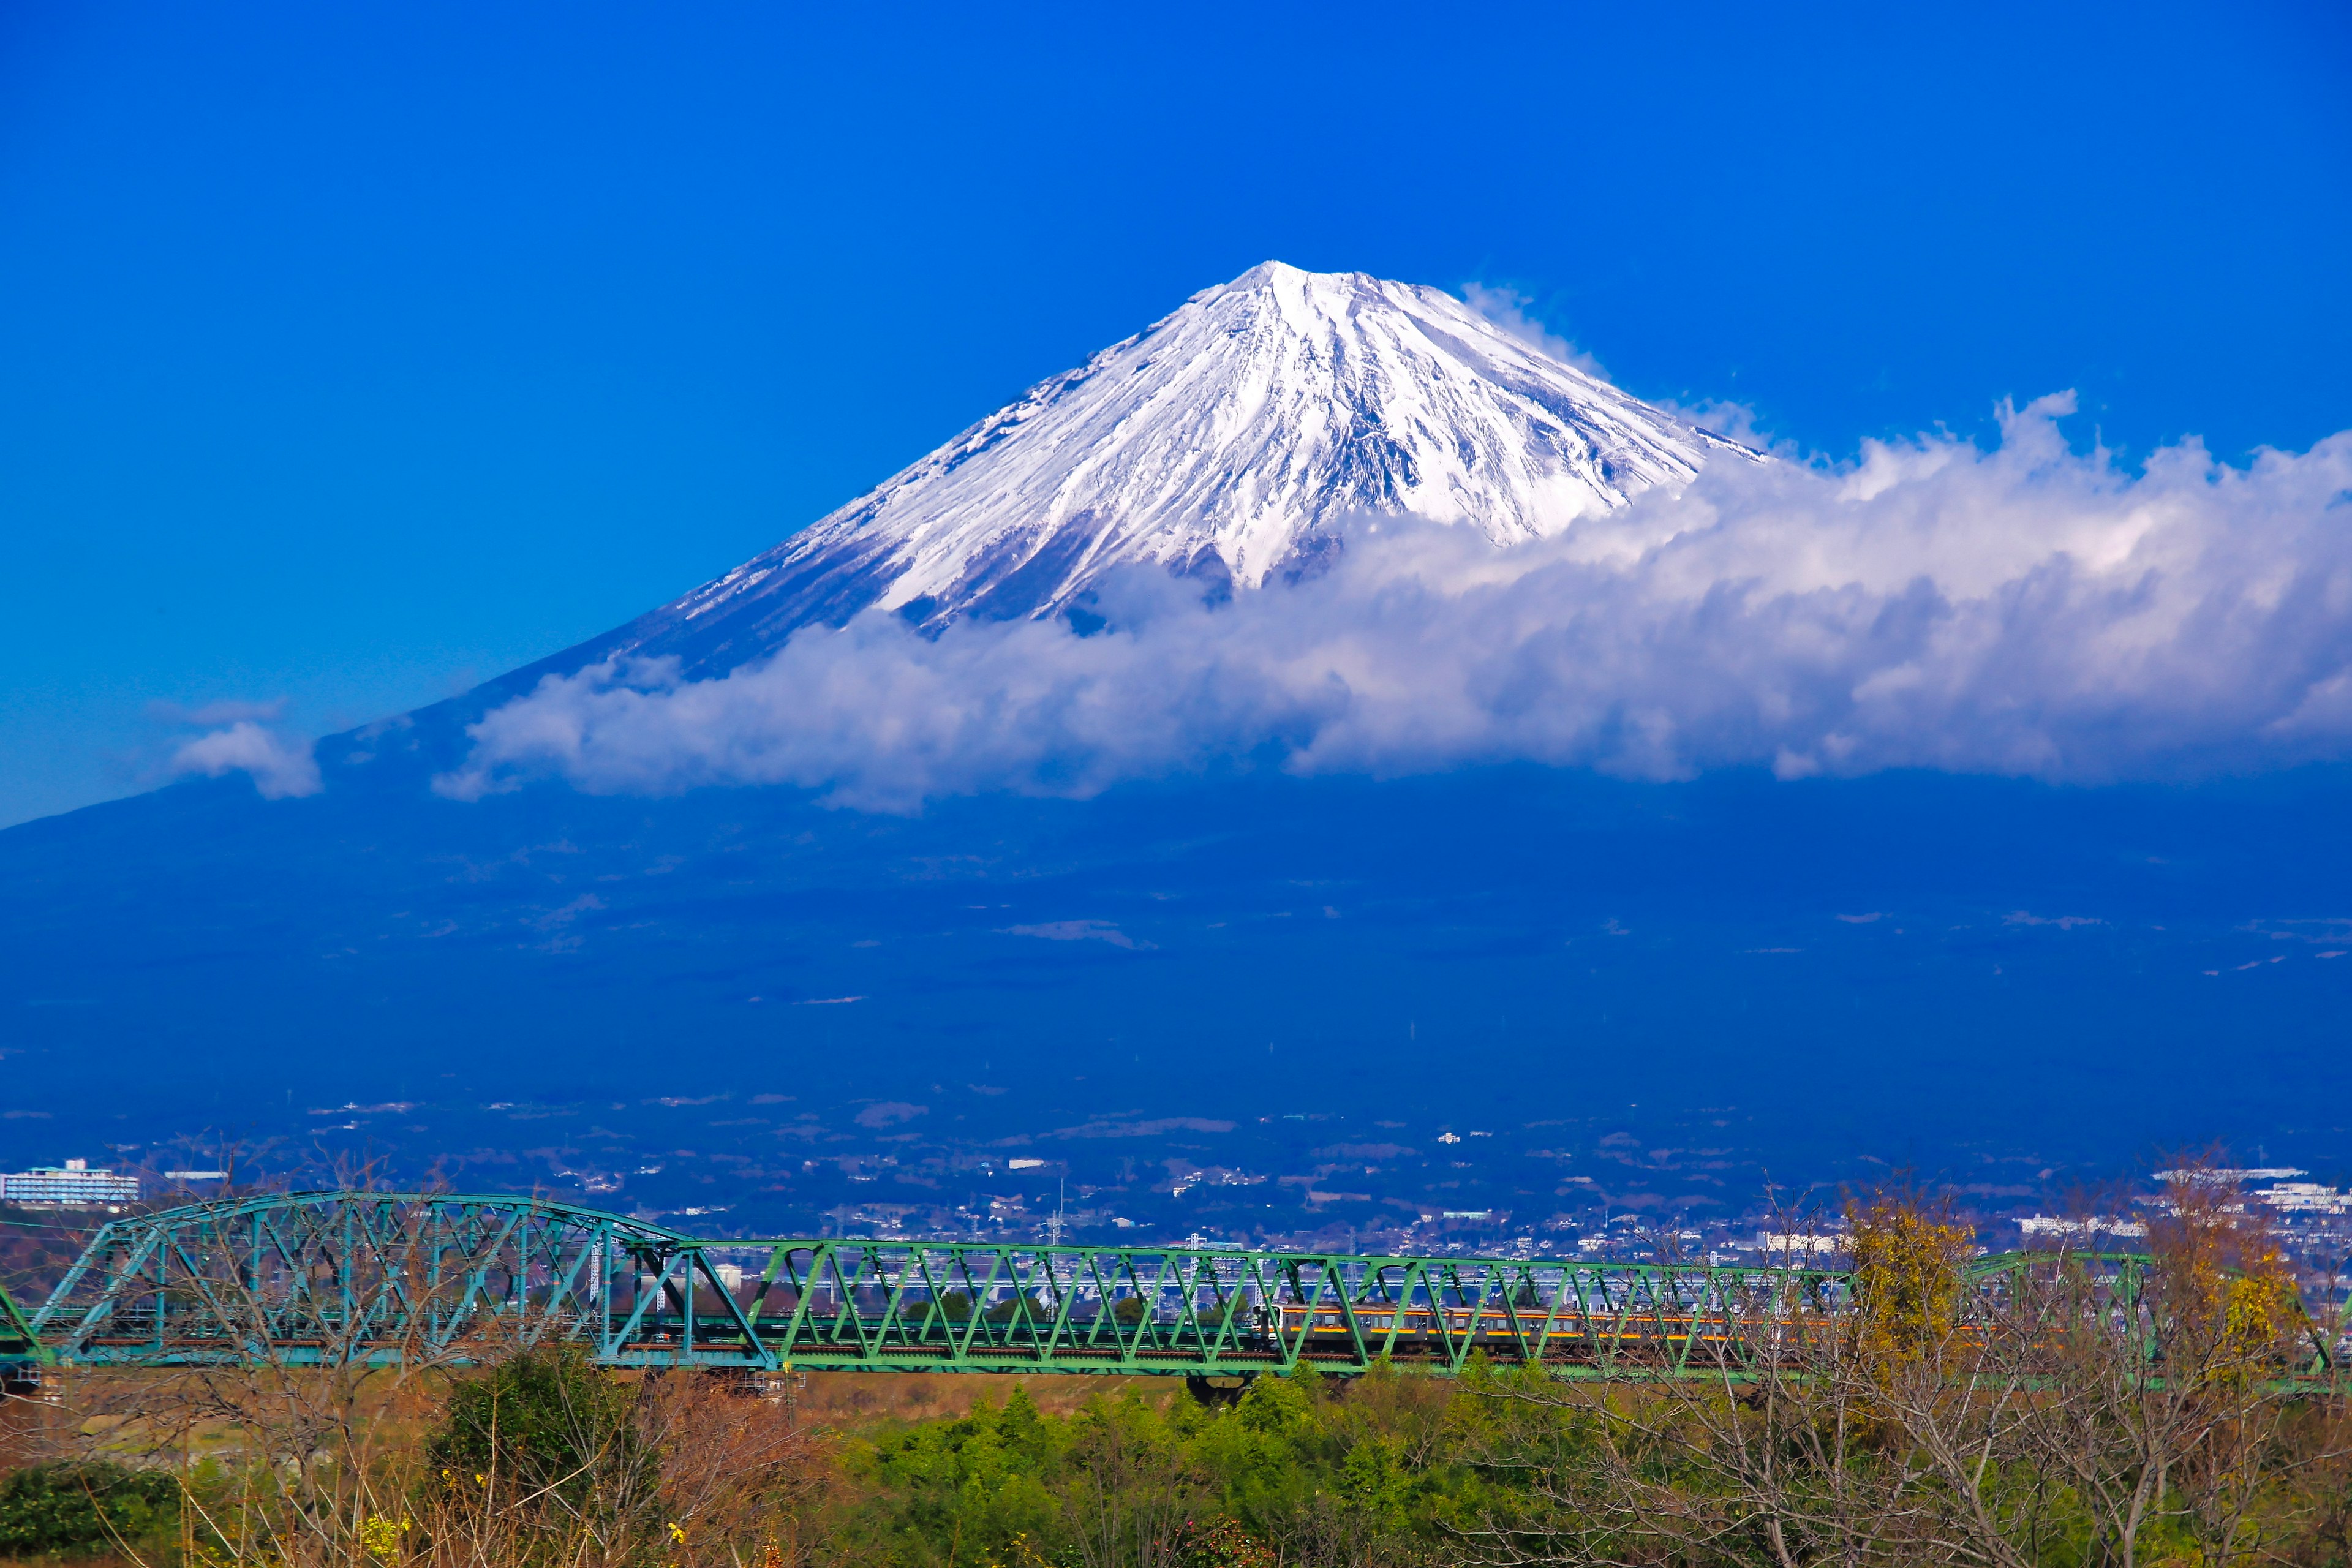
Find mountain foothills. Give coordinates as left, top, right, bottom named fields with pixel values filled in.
left=1, top=264, right=2348, bottom=1219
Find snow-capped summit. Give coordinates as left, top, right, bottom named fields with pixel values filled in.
left=607, top=262, right=1753, bottom=674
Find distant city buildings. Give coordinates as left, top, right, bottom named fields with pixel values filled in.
left=2018, top=1214, right=2148, bottom=1238
left=2253, top=1182, right=2352, bottom=1214
left=1755, top=1232, right=1842, bottom=1257
left=2154, top=1166, right=2308, bottom=1185
left=2133, top=1169, right=2352, bottom=1218
left=1, top=1158, right=140, bottom=1208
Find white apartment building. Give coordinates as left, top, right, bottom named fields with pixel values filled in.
left=0, top=1158, right=141, bottom=1208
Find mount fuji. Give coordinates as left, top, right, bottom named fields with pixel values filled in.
left=1, top=265, right=2345, bottom=1198
left=533, top=262, right=1755, bottom=685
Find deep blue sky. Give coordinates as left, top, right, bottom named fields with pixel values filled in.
left=3, top=1, right=2347, bottom=827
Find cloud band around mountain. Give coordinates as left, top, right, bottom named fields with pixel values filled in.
left=435, top=396, right=2352, bottom=812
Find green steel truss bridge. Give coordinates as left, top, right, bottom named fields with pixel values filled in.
left=0, top=1190, right=2228, bottom=1386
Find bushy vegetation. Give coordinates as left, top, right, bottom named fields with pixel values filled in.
left=424, top=1344, right=657, bottom=1535
left=0, top=1462, right=178, bottom=1558
left=829, top=1351, right=2352, bottom=1567
left=839, top=1363, right=1479, bottom=1566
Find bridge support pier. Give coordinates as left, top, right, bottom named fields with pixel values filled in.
left=1, top=1365, right=53, bottom=1402
left=738, top=1368, right=805, bottom=1402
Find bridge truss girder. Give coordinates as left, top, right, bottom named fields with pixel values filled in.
left=6, top=1191, right=2203, bottom=1382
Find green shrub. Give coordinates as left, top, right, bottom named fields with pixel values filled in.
left=0, top=1462, right=179, bottom=1555
left=426, top=1344, right=654, bottom=1525
left=840, top=1368, right=1477, bottom=1566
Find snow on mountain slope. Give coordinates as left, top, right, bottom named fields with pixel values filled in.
left=610, top=262, right=1754, bottom=675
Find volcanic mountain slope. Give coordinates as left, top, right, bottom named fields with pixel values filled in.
left=582, top=261, right=1755, bottom=679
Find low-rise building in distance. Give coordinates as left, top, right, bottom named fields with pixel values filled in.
left=1, top=1158, right=141, bottom=1209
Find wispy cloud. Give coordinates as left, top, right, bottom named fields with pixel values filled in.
left=436, top=396, right=2352, bottom=812
left=1460, top=283, right=1607, bottom=378
left=1654, top=396, right=1773, bottom=450
left=170, top=718, right=321, bottom=799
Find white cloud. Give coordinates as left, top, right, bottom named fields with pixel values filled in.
left=1460, top=284, right=1608, bottom=378
left=1655, top=396, right=1774, bottom=450
left=437, top=396, right=2352, bottom=812
left=171, top=720, right=322, bottom=799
